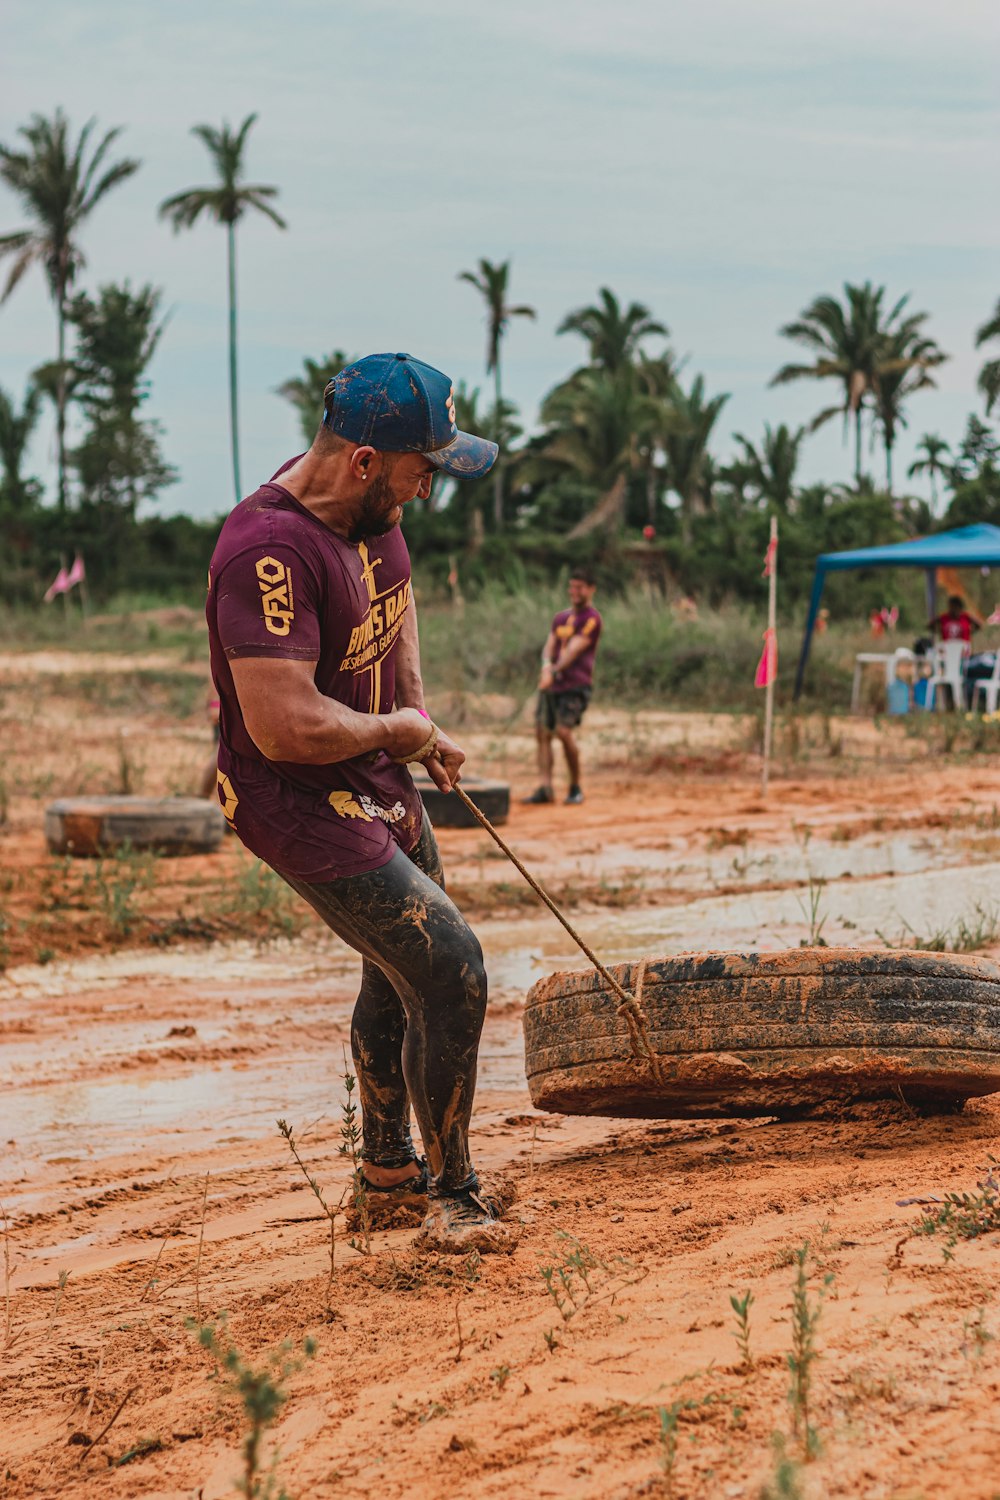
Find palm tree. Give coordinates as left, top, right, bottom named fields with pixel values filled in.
left=634, top=350, right=684, bottom=519
left=0, top=110, right=140, bottom=511
left=536, top=368, right=642, bottom=536
left=558, top=287, right=667, bottom=375
left=733, top=423, right=805, bottom=512
left=457, top=258, right=535, bottom=529
left=771, top=282, right=932, bottom=486
left=0, top=381, right=43, bottom=512
left=907, top=434, right=951, bottom=510
left=159, top=114, right=287, bottom=504
left=277, top=350, right=353, bottom=446
left=871, top=325, right=947, bottom=493
left=662, top=373, right=729, bottom=520
left=975, top=299, right=1000, bottom=416
left=67, top=281, right=177, bottom=516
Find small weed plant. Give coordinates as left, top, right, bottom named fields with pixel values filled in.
left=539, top=1231, right=645, bottom=1323
left=657, top=1403, right=682, bottom=1499
left=961, top=1305, right=995, bottom=1370
left=758, top=1435, right=805, bottom=1500
left=912, top=1160, right=1000, bottom=1260
left=786, top=1241, right=832, bottom=1459
left=222, top=858, right=305, bottom=942
left=2, top=1200, right=21, bottom=1351
left=794, top=828, right=828, bottom=947
left=878, top=902, right=1000, bottom=955
left=276, top=1118, right=342, bottom=1309
left=338, top=1068, right=371, bottom=1255
left=189, top=1315, right=315, bottom=1500
left=653, top=1383, right=724, bottom=1500
left=730, top=1288, right=754, bottom=1370
left=83, top=844, right=157, bottom=941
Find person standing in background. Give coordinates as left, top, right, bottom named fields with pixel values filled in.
left=524, top=570, right=602, bottom=806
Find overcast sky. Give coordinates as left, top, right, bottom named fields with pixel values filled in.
left=1, top=0, right=997, bottom=521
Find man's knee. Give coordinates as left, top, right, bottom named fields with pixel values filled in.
left=422, top=919, right=487, bottom=1031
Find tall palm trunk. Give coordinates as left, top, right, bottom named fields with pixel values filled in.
left=227, top=221, right=242, bottom=503
left=492, top=353, right=503, bottom=529
left=885, top=438, right=893, bottom=495
left=854, top=404, right=863, bottom=487
left=56, top=286, right=67, bottom=512
left=566, top=471, right=628, bottom=539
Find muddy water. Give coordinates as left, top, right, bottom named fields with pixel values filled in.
left=3, top=826, right=998, bottom=1186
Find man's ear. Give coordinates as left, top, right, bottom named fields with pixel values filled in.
left=349, top=446, right=378, bottom=481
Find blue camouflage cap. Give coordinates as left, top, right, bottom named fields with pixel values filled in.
left=323, top=352, right=498, bottom=480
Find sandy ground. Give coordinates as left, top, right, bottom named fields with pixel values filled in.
left=4, top=650, right=1000, bottom=1498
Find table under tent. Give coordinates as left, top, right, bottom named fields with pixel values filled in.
left=793, top=523, right=1000, bottom=710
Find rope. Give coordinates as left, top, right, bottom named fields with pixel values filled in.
left=451, top=784, right=665, bottom=1084
left=390, top=726, right=440, bottom=765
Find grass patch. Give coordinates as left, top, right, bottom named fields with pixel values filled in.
left=220, top=857, right=306, bottom=941
left=417, top=583, right=875, bottom=714
left=877, top=901, right=1000, bottom=954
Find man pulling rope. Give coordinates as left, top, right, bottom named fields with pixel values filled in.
left=206, top=352, right=512, bottom=1254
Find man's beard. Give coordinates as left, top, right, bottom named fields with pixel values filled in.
left=347, top=472, right=401, bottom=543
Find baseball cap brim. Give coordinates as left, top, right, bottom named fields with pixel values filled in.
left=423, top=429, right=498, bottom=480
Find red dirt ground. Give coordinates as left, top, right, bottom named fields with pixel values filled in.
left=4, top=652, right=1000, bottom=1499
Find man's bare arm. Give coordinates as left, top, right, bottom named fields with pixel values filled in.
left=553, top=634, right=591, bottom=673
left=229, top=656, right=431, bottom=765
left=538, top=630, right=558, bottom=689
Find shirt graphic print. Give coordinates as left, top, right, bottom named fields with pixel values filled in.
left=206, top=461, right=424, bottom=881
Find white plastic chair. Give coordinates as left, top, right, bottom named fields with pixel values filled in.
left=972, top=652, right=1000, bottom=714
left=924, top=640, right=967, bottom=711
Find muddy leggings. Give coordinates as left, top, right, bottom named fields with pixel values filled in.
left=279, top=818, right=486, bottom=1197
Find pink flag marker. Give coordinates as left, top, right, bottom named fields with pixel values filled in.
left=65, top=554, right=86, bottom=589
left=43, top=566, right=70, bottom=604
left=755, top=627, right=778, bottom=689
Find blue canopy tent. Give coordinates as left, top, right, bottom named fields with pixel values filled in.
left=794, top=523, right=1000, bottom=699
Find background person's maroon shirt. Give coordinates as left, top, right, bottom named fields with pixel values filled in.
left=547, top=604, right=603, bottom=691
left=936, top=611, right=976, bottom=642
left=206, top=460, right=423, bottom=880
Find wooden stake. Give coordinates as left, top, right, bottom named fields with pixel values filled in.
left=762, top=515, right=778, bottom=797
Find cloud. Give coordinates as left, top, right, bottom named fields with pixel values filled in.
left=1, top=0, right=997, bottom=516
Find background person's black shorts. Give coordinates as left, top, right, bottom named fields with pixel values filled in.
left=536, top=687, right=591, bottom=732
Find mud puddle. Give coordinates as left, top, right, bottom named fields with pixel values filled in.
left=6, top=827, right=996, bottom=1188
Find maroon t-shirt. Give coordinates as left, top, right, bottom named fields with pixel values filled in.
left=206, top=461, right=423, bottom=880
left=548, top=605, right=603, bottom=691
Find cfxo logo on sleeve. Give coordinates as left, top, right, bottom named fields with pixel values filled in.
left=216, top=770, right=239, bottom=824
left=256, top=555, right=295, bottom=636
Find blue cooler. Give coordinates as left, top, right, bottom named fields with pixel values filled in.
left=887, top=679, right=911, bottom=714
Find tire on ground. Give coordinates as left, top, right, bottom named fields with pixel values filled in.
left=523, top=947, right=1000, bottom=1118
left=45, top=796, right=225, bottom=857
left=417, top=778, right=510, bottom=829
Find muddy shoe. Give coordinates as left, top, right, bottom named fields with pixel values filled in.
left=346, top=1161, right=429, bottom=1230
left=522, top=786, right=554, bottom=805
left=414, top=1177, right=517, bottom=1255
